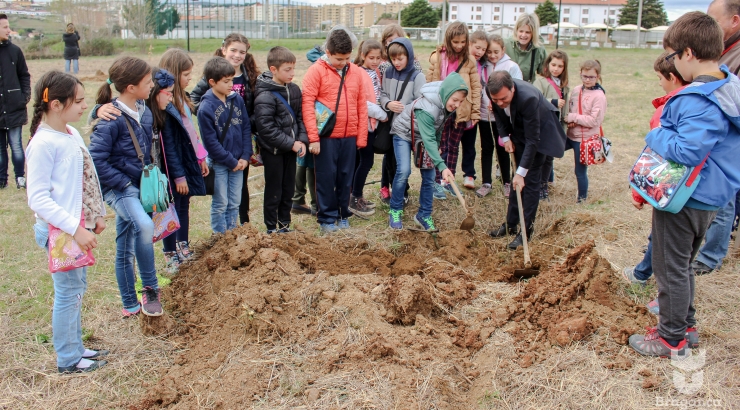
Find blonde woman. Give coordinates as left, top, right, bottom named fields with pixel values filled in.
left=505, top=13, right=547, bottom=83
left=62, top=23, right=80, bottom=74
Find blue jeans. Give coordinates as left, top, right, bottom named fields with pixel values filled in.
left=696, top=199, right=735, bottom=270
left=390, top=135, right=435, bottom=217
left=34, top=220, right=87, bottom=367
left=104, top=185, right=158, bottom=310
left=565, top=139, right=588, bottom=200
left=0, top=127, right=24, bottom=182
left=65, top=59, right=79, bottom=74
left=634, top=234, right=653, bottom=281
left=211, top=162, right=243, bottom=233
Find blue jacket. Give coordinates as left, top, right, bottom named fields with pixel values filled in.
left=89, top=99, right=154, bottom=192
left=197, top=90, right=252, bottom=169
left=160, top=103, right=206, bottom=196
left=646, top=65, right=740, bottom=208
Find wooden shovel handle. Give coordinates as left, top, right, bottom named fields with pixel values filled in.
left=509, top=152, right=532, bottom=268
left=448, top=180, right=467, bottom=210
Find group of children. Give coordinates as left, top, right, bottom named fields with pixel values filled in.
left=32, top=10, right=740, bottom=374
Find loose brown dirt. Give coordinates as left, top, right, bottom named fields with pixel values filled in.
left=136, top=218, right=656, bottom=409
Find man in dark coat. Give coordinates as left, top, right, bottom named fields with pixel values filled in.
left=487, top=71, right=567, bottom=249
left=0, top=14, right=31, bottom=189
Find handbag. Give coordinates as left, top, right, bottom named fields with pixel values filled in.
left=409, top=101, right=434, bottom=170
left=124, top=116, right=169, bottom=212
left=48, top=212, right=95, bottom=273
left=204, top=101, right=236, bottom=195
left=374, top=69, right=414, bottom=154
left=316, top=65, right=347, bottom=138
left=577, top=87, right=609, bottom=166
left=629, top=146, right=709, bottom=213
left=152, top=132, right=181, bottom=242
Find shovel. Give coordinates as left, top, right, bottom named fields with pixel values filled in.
left=508, top=152, right=540, bottom=278
left=449, top=181, right=475, bottom=231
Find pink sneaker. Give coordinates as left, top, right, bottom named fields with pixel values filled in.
left=380, top=186, right=390, bottom=204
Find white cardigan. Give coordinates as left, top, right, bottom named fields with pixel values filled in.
left=26, top=125, right=106, bottom=235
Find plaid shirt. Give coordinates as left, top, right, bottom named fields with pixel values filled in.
left=435, top=113, right=465, bottom=183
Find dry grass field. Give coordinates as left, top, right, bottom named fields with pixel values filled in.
left=0, top=42, right=738, bottom=409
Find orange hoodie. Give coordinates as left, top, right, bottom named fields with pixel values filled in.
left=301, top=59, right=368, bottom=147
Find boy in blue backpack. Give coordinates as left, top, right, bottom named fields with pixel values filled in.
left=629, top=12, right=740, bottom=358
left=254, top=47, right=308, bottom=233
left=197, top=57, right=252, bottom=234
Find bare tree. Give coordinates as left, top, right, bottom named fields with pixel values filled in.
left=122, top=0, right=151, bottom=51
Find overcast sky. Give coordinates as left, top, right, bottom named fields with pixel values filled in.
left=663, top=0, right=713, bottom=21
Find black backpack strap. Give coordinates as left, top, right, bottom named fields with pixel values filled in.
left=218, top=101, right=235, bottom=145
left=334, top=65, right=348, bottom=115
left=395, top=70, right=415, bottom=102
left=529, top=48, right=536, bottom=82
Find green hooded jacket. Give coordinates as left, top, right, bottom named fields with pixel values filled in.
left=390, top=72, right=469, bottom=172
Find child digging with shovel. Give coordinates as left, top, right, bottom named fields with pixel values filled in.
left=387, top=72, right=468, bottom=231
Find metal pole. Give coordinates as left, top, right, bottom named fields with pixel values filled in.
left=556, top=0, right=562, bottom=49
left=605, top=0, right=610, bottom=42
left=264, top=0, right=270, bottom=41
left=440, top=0, right=446, bottom=44
left=185, top=0, right=190, bottom=53
left=635, top=0, right=643, bottom=47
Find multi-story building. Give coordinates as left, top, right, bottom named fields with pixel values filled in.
left=278, top=5, right=318, bottom=31
left=448, top=0, right=626, bottom=31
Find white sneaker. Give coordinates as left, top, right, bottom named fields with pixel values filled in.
left=463, top=176, right=475, bottom=189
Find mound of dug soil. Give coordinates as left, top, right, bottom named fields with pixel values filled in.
left=137, top=224, right=654, bottom=408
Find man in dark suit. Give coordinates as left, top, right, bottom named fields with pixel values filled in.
left=487, top=71, right=566, bottom=249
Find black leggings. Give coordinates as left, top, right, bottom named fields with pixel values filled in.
left=478, top=121, right=510, bottom=185
left=162, top=192, right=191, bottom=252
left=352, top=132, right=375, bottom=197
left=239, top=164, right=250, bottom=224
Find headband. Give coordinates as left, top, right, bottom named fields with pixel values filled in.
left=153, top=69, right=176, bottom=89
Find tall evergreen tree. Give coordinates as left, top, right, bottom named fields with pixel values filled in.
left=535, top=0, right=559, bottom=26
left=618, top=0, right=668, bottom=29
left=401, top=0, right=440, bottom=28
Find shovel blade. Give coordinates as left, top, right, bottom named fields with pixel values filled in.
left=460, top=216, right=475, bottom=231
left=513, top=267, right=540, bottom=279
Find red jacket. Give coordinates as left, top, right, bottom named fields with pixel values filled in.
left=633, top=85, right=689, bottom=204
left=301, top=59, right=368, bottom=147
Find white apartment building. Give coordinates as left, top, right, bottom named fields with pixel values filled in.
left=448, top=0, right=627, bottom=31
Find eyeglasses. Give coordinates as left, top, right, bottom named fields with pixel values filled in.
left=581, top=75, right=598, bottom=81
left=664, top=50, right=681, bottom=62
left=159, top=89, right=173, bottom=97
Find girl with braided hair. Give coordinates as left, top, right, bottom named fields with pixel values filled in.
left=27, top=70, right=109, bottom=373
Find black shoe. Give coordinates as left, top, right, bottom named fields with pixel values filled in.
left=691, top=260, right=714, bottom=276
left=489, top=223, right=517, bottom=238
left=58, top=359, right=108, bottom=374
left=507, top=229, right=534, bottom=250
left=16, top=176, right=26, bottom=189
left=291, top=203, right=312, bottom=215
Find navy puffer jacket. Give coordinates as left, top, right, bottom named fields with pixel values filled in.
left=160, top=103, right=206, bottom=196
left=89, top=99, right=154, bottom=192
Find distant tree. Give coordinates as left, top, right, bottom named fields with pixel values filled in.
left=618, top=0, right=668, bottom=29
left=122, top=0, right=150, bottom=50
left=535, top=0, right=559, bottom=26
left=151, top=0, right=180, bottom=37
left=375, top=12, right=394, bottom=24
left=401, top=0, right=440, bottom=28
